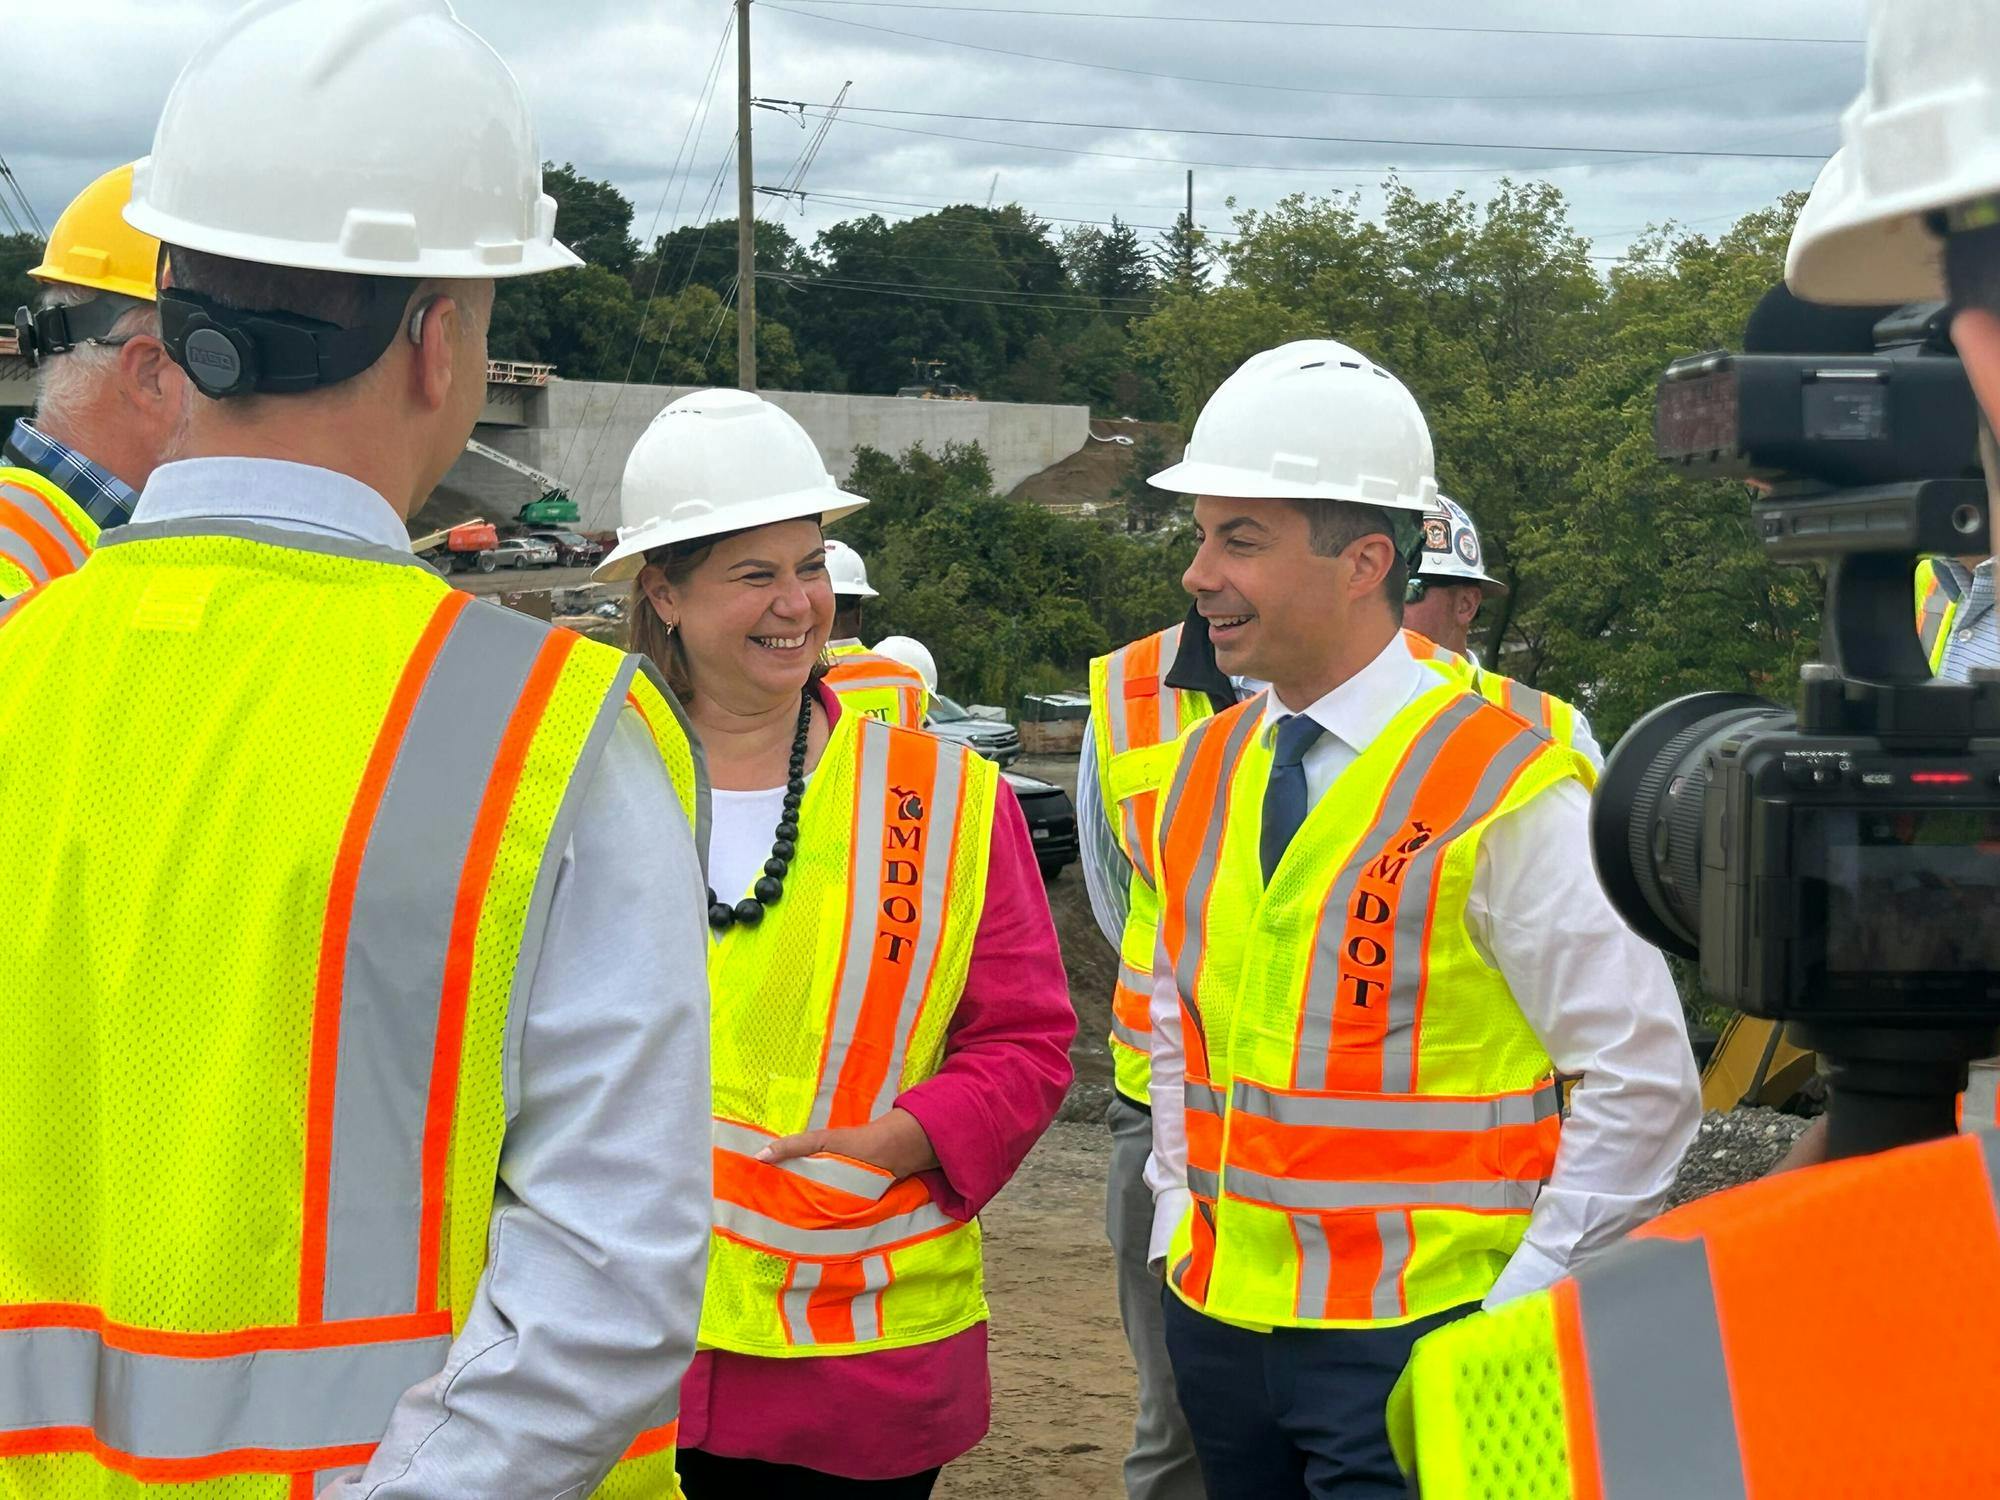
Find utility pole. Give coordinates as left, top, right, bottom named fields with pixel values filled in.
left=735, top=0, right=757, bottom=391
left=1186, top=168, right=1194, bottom=234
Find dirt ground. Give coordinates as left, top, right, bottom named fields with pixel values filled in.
left=1005, top=421, right=1182, bottom=510
left=937, top=753, right=1138, bottom=1497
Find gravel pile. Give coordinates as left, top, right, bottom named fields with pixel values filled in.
left=1666, top=1107, right=1810, bottom=1209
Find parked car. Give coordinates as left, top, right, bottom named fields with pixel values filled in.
left=527, top=528, right=605, bottom=567
left=493, top=537, right=559, bottom=569
left=1004, top=769, right=1077, bottom=881
left=925, top=693, right=1021, bottom=768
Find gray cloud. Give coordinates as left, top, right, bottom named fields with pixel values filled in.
left=8, top=0, right=1864, bottom=272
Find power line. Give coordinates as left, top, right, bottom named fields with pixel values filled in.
left=768, top=1, right=1864, bottom=46
left=784, top=107, right=1831, bottom=179
left=759, top=100, right=1832, bottom=163
left=765, top=268, right=1159, bottom=305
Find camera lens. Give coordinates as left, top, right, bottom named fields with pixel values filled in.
left=1590, top=692, right=1788, bottom=958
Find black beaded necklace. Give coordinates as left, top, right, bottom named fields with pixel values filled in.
left=707, top=687, right=813, bottom=932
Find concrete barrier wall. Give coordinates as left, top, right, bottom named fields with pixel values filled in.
left=466, top=381, right=1090, bottom=534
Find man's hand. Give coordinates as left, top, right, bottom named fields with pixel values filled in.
left=756, top=1106, right=939, bottom=1182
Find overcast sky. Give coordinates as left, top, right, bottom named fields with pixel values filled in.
left=5, top=0, right=1867, bottom=274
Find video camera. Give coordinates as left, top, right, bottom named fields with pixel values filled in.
left=1589, top=293, right=2000, bottom=1158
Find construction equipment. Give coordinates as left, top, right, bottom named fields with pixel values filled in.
left=896, top=359, right=977, bottom=401
left=410, top=518, right=500, bottom=573
left=463, top=438, right=580, bottom=526
left=1700, top=1014, right=1821, bottom=1113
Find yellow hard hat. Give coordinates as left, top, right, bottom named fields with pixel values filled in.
left=30, top=162, right=159, bottom=303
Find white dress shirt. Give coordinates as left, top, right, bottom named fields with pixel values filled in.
left=1146, top=632, right=1700, bottom=1310
left=126, top=459, right=713, bottom=1499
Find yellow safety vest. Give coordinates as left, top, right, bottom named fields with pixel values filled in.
left=0, top=464, right=98, bottom=598
left=824, top=641, right=930, bottom=728
left=1154, top=683, right=1590, bottom=1331
left=702, top=711, right=998, bottom=1357
left=1403, top=630, right=1587, bottom=752
left=1087, top=623, right=1219, bottom=1105
left=1915, top=555, right=1965, bottom=675
left=0, top=520, right=704, bottom=1497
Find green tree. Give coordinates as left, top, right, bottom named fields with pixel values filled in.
left=1152, top=210, right=1211, bottom=296
left=1116, top=433, right=1179, bottom=532
left=0, top=232, right=43, bottom=323
left=542, top=162, right=638, bottom=274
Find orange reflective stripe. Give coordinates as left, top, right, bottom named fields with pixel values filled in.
left=0, top=489, right=81, bottom=581
left=1550, top=1277, right=1606, bottom=1500
left=417, top=628, right=578, bottom=1311
left=0, top=1429, right=379, bottom=1485
left=1223, top=1103, right=1561, bottom=1189
left=1292, top=1209, right=1408, bottom=1322
left=622, top=1420, right=680, bottom=1461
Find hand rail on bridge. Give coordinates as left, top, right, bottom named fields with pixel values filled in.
left=486, top=359, right=556, bottom=387
left=0, top=329, right=17, bottom=357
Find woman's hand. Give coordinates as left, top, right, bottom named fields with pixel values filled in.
left=756, top=1106, right=939, bottom=1181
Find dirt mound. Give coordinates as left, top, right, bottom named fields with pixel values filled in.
left=1007, top=420, right=1182, bottom=509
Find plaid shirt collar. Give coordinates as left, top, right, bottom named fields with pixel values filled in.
left=2, top=418, right=138, bottom=529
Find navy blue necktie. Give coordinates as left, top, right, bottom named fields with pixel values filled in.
left=1261, top=713, right=1326, bottom=883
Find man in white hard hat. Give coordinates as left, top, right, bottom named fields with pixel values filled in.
left=822, top=535, right=932, bottom=726
left=0, top=3, right=711, bottom=1494
left=1394, top=17, right=2000, bottom=1487
left=1, top=161, right=190, bottom=599
left=1401, top=496, right=1603, bottom=767
left=1136, top=340, right=1698, bottom=1498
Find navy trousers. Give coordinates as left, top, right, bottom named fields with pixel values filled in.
left=1162, top=1287, right=1476, bottom=1499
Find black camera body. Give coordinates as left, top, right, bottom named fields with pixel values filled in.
left=1593, top=295, right=2000, bottom=1155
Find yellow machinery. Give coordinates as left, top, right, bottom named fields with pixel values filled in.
left=1700, top=1014, right=1820, bottom=1112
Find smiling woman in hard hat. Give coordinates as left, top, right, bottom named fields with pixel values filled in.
left=595, top=388, right=1075, bottom=1498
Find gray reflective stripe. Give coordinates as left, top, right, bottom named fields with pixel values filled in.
left=1293, top=1214, right=1332, bottom=1320
left=322, top=599, right=551, bottom=1321
left=713, top=1196, right=953, bottom=1257
left=1294, top=695, right=1483, bottom=1091
left=0, top=1323, right=452, bottom=1460
left=1167, top=706, right=1264, bottom=1043
left=870, top=738, right=967, bottom=1118
left=1116, top=959, right=1153, bottom=996
left=711, top=1118, right=893, bottom=1201
left=0, top=527, right=51, bottom=585
left=1220, top=1168, right=1537, bottom=1212
left=1186, top=1166, right=1220, bottom=1200
left=0, top=591, right=29, bottom=623
left=1156, top=623, right=1186, bottom=738
left=1573, top=1236, right=1749, bottom=1500
left=95, top=517, right=436, bottom=572
left=1229, top=1077, right=1558, bottom=1131
left=637, top=655, right=710, bottom=879
left=828, top=672, right=920, bottom=697
left=1372, top=1209, right=1412, bottom=1319
left=1184, top=1080, right=1225, bottom=1117
left=1978, top=1129, right=2000, bottom=1207
left=851, top=1255, right=891, bottom=1342
left=1103, top=638, right=1134, bottom=756
left=1109, top=1014, right=1149, bottom=1052
left=505, top=653, right=636, bottom=1118
left=0, top=481, right=87, bottom=571
left=1965, top=1064, right=2000, bottom=1130
left=1378, top=722, right=1553, bottom=1091
left=809, top=718, right=891, bottom=1130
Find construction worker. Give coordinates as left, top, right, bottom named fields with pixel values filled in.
left=2, top=161, right=189, bottom=598
left=1082, top=604, right=1235, bottom=1500
left=1138, top=339, right=1701, bottom=1499
left=1401, top=497, right=1603, bottom=766
left=873, top=632, right=941, bottom=713
left=1390, top=1126, right=2000, bottom=1496
left=823, top=535, right=931, bottom=726
left=1393, top=4, right=2000, bottom=1487
left=0, top=3, right=712, bottom=1494
left=598, top=387, right=1075, bottom=1497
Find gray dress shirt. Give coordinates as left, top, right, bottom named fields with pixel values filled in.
left=126, top=459, right=712, bottom=1500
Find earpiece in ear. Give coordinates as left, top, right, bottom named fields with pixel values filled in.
left=408, top=296, right=442, bottom=345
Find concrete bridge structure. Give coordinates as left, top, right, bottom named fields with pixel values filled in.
left=0, top=336, right=1090, bottom=534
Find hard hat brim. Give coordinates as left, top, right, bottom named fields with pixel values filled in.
left=1149, top=458, right=1436, bottom=511
left=830, top=582, right=880, bottom=600
left=592, top=486, right=870, bottom=584
left=1785, top=149, right=1956, bottom=305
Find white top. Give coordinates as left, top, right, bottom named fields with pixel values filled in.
left=1146, top=632, right=1701, bottom=1309
left=709, top=785, right=793, bottom=908
left=129, top=459, right=713, bottom=1498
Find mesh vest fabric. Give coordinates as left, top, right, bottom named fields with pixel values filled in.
left=0, top=466, right=98, bottom=599
left=0, top=528, right=702, bottom=1497
left=702, top=714, right=998, bottom=1358
left=1154, top=683, right=1590, bottom=1332
left=1405, top=632, right=1587, bottom=759
left=1391, top=1128, right=2000, bottom=1499
left=823, top=646, right=930, bottom=728
left=1087, top=625, right=1217, bottom=1105
left=1916, top=556, right=1964, bottom=675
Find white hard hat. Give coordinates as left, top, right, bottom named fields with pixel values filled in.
left=125, top=0, right=580, bottom=279
left=596, top=389, right=868, bottom=582
left=1415, top=497, right=1508, bottom=598
left=1149, top=339, right=1438, bottom=512
left=873, top=635, right=938, bottom=694
left=1787, top=0, right=2000, bottom=304
left=825, top=538, right=879, bottom=599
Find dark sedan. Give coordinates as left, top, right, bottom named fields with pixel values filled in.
left=1003, top=770, right=1077, bottom=881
